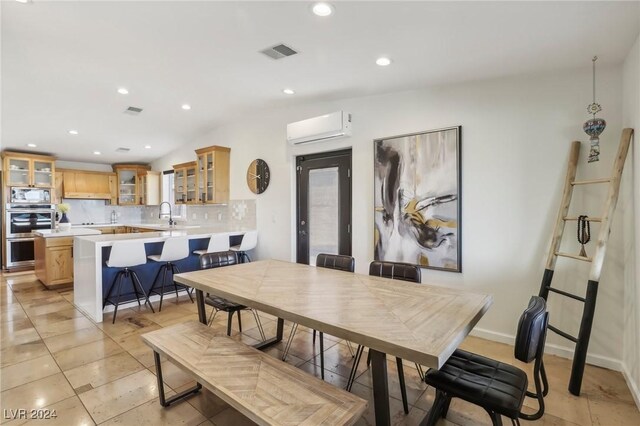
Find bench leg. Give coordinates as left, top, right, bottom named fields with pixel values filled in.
left=253, top=317, right=284, bottom=351
left=154, top=351, right=201, bottom=407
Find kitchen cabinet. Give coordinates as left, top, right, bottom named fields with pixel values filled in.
left=112, top=164, right=150, bottom=205
left=2, top=152, right=55, bottom=189
left=34, top=236, right=73, bottom=288
left=195, top=145, right=230, bottom=204
left=138, top=170, right=161, bottom=205
left=62, top=170, right=113, bottom=199
left=173, top=161, right=198, bottom=204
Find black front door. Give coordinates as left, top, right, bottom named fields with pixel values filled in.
left=296, top=149, right=352, bottom=265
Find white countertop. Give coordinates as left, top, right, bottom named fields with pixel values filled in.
left=71, top=222, right=200, bottom=230
left=75, top=227, right=253, bottom=247
left=35, top=228, right=102, bottom=238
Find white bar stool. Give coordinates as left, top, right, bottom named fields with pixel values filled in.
left=147, top=237, right=193, bottom=311
left=230, top=231, right=257, bottom=263
left=193, top=234, right=230, bottom=256
left=103, top=240, right=155, bottom=324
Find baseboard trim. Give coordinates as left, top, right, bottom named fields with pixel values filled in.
left=621, top=363, right=640, bottom=410
left=469, top=327, right=623, bottom=371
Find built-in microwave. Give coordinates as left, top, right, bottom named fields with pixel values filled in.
left=10, top=187, right=52, bottom=204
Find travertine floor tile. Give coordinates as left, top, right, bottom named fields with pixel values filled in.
left=100, top=396, right=207, bottom=426
left=28, top=308, right=84, bottom=327
left=63, top=352, right=144, bottom=391
left=0, top=304, right=28, bottom=323
left=2, top=396, right=95, bottom=426
left=0, top=326, right=41, bottom=348
left=0, top=373, right=75, bottom=417
left=78, top=369, right=159, bottom=424
left=34, top=316, right=98, bottom=339
left=0, top=341, right=49, bottom=367
left=52, top=337, right=123, bottom=371
left=42, top=327, right=104, bottom=353
left=209, top=407, right=257, bottom=426
left=588, top=398, right=640, bottom=425
left=0, top=354, right=60, bottom=391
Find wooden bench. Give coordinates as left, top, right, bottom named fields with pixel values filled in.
left=141, top=321, right=367, bottom=426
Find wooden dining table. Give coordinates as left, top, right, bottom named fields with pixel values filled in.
left=174, top=259, right=492, bottom=425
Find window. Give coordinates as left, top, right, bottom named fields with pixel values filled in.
left=162, top=170, right=174, bottom=204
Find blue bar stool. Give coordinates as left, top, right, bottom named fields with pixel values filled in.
left=103, top=240, right=155, bottom=324
left=147, top=237, right=193, bottom=311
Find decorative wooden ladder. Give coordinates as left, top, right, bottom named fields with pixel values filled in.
left=538, top=128, right=634, bottom=396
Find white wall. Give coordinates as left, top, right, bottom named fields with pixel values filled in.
left=622, top=32, right=640, bottom=408
left=152, top=65, right=628, bottom=367
left=55, top=160, right=113, bottom=172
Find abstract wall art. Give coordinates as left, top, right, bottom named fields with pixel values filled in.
left=374, top=126, right=461, bottom=272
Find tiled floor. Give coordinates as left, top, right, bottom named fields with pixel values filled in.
left=1, top=271, right=639, bottom=425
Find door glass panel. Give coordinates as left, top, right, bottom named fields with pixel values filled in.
left=118, top=170, right=136, bottom=204
left=33, top=161, right=53, bottom=186
left=308, top=167, right=339, bottom=266
left=197, top=155, right=206, bottom=202
left=206, top=153, right=214, bottom=202
left=186, top=166, right=197, bottom=202
left=8, top=159, right=30, bottom=185
left=175, top=169, right=185, bottom=203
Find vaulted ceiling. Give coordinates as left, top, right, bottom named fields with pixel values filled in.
left=2, top=1, right=639, bottom=164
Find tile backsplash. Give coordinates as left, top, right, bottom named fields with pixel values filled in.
left=60, top=199, right=256, bottom=230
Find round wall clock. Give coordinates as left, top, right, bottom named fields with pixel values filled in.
left=246, top=159, right=270, bottom=194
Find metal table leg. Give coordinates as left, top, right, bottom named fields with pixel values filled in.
left=195, top=289, right=207, bottom=324
left=370, top=349, right=391, bottom=426
left=253, top=317, right=285, bottom=350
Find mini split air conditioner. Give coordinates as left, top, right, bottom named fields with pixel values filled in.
left=286, top=111, right=352, bottom=145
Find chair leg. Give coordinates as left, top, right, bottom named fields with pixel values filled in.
left=319, top=331, right=325, bottom=380
left=169, top=263, right=180, bottom=300
left=207, top=307, right=218, bottom=326
left=131, top=270, right=155, bottom=313
left=129, top=270, right=142, bottom=307
left=441, top=394, right=452, bottom=418
left=226, top=311, right=234, bottom=336
left=396, top=357, right=409, bottom=414
left=346, top=345, right=364, bottom=391
left=415, top=363, right=425, bottom=381
left=486, top=409, right=504, bottom=426
left=111, top=272, right=125, bottom=324
left=237, top=310, right=242, bottom=332
left=103, top=270, right=122, bottom=309
left=251, top=309, right=266, bottom=341
left=346, top=341, right=355, bottom=357
left=282, top=323, right=298, bottom=361
left=172, top=264, right=194, bottom=303
left=424, top=390, right=448, bottom=426
left=158, top=264, right=168, bottom=311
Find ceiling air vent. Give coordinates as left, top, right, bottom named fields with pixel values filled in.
left=115, top=147, right=130, bottom=153
left=260, top=43, right=298, bottom=60
left=124, top=106, right=143, bottom=115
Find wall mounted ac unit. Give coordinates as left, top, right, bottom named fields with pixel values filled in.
left=287, top=111, right=352, bottom=145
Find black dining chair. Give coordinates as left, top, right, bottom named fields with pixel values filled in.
left=423, top=296, right=549, bottom=426
left=346, top=260, right=422, bottom=414
left=200, top=251, right=266, bottom=341
left=282, top=253, right=355, bottom=380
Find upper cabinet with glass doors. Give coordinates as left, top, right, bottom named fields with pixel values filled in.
left=173, top=161, right=198, bottom=204
left=195, top=145, right=230, bottom=204
left=112, top=164, right=150, bottom=205
left=2, top=152, right=55, bottom=189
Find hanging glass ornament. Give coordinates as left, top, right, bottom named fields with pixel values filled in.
left=584, top=56, right=606, bottom=163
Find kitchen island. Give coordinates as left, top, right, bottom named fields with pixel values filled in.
left=73, top=227, right=253, bottom=322
left=34, top=228, right=101, bottom=289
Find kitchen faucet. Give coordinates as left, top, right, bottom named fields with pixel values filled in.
left=158, top=202, right=175, bottom=226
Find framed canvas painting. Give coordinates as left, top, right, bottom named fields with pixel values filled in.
left=373, top=126, right=461, bottom=272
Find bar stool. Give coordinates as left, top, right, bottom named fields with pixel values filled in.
left=193, top=234, right=230, bottom=256
left=147, top=237, right=193, bottom=311
left=103, top=240, right=155, bottom=324
left=230, top=231, right=257, bottom=263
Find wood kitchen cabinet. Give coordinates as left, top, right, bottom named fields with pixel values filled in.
left=112, top=164, right=150, bottom=205
left=195, top=145, right=230, bottom=204
left=34, top=236, right=74, bottom=289
left=2, top=152, right=55, bottom=189
left=173, top=161, right=198, bottom=204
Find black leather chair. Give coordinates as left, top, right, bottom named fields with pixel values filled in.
left=423, top=296, right=549, bottom=426
left=346, top=260, right=422, bottom=414
left=282, top=253, right=355, bottom=380
left=200, top=251, right=265, bottom=340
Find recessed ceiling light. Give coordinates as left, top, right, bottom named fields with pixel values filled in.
left=283, top=88, right=295, bottom=95
left=117, top=87, right=129, bottom=95
left=15, top=0, right=30, bottom=4
left=93, top=151, right=101, bottom=155
left=144, top=145, right=151, bottom=149
left=376, top=57, right=392, bottom=66
left=68, top=130, right=79, bottom=135
left=181, top=104, right=191, bottom=110
left=312, top=2, right=334, bottom=17
left=26, top=143, right=37, bottom=148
